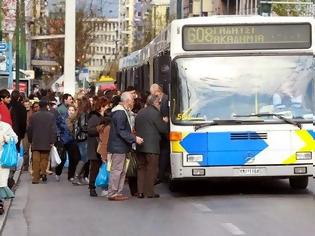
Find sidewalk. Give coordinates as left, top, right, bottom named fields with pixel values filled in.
left=0, top=165, right=24, bottom=234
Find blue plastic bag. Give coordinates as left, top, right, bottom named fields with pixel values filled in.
left=1, top=139, right=18, bottom=168
left=95, top=163, right=109, bottom=188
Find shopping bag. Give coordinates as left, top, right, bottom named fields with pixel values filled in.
left=126, top=152, right=137, bottom=177
left=50, top=145, right=62, bottom=168
left=0, top=139, right=18, bottom=168
left=95, top=163, right=109, bottom=188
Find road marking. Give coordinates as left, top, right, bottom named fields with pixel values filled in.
left=221, top=223, right=245, bottom=235
left=191, top=203, right=212, bottom=213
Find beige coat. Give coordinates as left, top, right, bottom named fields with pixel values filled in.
left=0, top=121, right=18, bottom=187
left=96, top=124, right=110, bottom=161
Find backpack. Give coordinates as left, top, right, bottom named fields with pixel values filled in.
left=74, top=113, right=88, bottom=142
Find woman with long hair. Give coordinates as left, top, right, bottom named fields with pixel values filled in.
left=87, top=96, right=110, bottom=197
left=72, top=96, right=91, bottom=185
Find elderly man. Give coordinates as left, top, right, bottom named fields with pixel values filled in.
left=150, top=84, right=170, bottom=183
left=28, top=99, right=57, bottom=184
left=107, top=92, right=144, bottom=201
left=135, top=95, right=169, bottom=198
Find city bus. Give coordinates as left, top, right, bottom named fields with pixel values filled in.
left=118, top=16, right=315, bottom=190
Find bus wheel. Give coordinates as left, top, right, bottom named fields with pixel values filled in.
left=289, top=176, right=308, bottom=190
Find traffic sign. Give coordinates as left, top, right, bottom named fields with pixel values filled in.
left=0, top=42, right=7, bottom=52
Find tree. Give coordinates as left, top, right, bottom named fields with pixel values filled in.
left=46, top=9, right=96, bottom=72
left=272, top=0, right=312, bottom=16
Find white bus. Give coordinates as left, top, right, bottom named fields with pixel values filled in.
left=118, top=16, right=315, bottom=190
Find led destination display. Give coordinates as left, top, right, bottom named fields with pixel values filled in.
left=182, top=23, right=311, bottom=51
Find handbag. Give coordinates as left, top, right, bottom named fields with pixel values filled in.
left=126, top=152, right=137, bottom=177
left=0, top=138, right=18, bottom=168
left=50, top=145, right=62, bottom=168
left=95, top=163, right=109, bottom=188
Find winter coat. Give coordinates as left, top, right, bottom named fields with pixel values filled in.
left=0, top=102, right=12, bottom=126
left=108, top=104, right=136, bottom=154
left=87, top=111, right=102, bottom=161
left=56, top=112, right=74, bottom=145
left=97, top=124, right=110, bottom=160
left=135, top=105, right=169, bottom=154
left=10, top=101, right=27, bottom=140
left=160, top=94, right=169, bottom=118
left=0, top=121, right=18, bottom=187
left=28, top=108, right=57, bottom=151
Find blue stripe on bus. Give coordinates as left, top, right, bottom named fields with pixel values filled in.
left=180, top=132, right=268, bottom=166
left=307, top=129, right=315, bottom=140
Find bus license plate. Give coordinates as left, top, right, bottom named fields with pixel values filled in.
left=236, top=168, right=264, bottom=175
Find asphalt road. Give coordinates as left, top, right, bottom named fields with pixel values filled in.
left=3, top=173, right=315, bottom=236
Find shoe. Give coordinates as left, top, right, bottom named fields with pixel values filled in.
left=154, top=178, right=161, bottom=185
left=100, top=190, right=108, bottom=197
left=147, top=194, right=160, bottom=198
left=108, top=195, right=128, bottom=201
left=72, top=177, right=82, bottom=186
left=0, top=202, right=4, bottom=215
left=137, top=193, right=144, bottom=199
left=80, top=178, right=89, bottom=185
left=32, top=182, right=39, bottom=184
left=41, top=175, right=47, bottom=182
left=84, top=177, right=89, bottom=183
left=46, top=170, right=53, bottom=175
left=55, top=175, right=61, bottom=182
left=90, top=189, right=98, bottom=197
left=68, top=177, right=74, bottom=182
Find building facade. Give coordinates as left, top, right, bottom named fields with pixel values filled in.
left=170, top=0, right=259, bottom=19
left=85, top=18, right=120, bottom=80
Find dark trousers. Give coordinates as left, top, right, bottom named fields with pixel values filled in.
left=83, top=161, right=90, bottom=178
left=137, top=153, right=159, bottom=196
left=128, top=177, right=137, bottom=196
left=89, top=159, right=102, bottom=190
left=158, top=138, right=170, bottom=181
left=55, top=142, right=80, bottom=180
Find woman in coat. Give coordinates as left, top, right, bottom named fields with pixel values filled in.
left=0, top=115, right=18, bottom=215
left=87, top=97, right=110, bottom=197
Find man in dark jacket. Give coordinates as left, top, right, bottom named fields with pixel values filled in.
left=28, top=99, right=57, bottom=184
left=135, top=95, right=169, bottom=198
left=107, top=92, right=143, bottom=201
left=150, top=84, right=170, bottom=183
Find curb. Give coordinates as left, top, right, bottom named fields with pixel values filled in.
left=0, top=164, right=24, bottom=234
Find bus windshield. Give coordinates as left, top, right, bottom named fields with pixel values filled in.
left=172, top=56, right=314, bottom=124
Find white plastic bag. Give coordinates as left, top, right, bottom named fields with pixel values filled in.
left=50, top=146, right=61, bottom=168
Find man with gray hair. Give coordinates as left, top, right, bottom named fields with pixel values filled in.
left=135, top=95, right=169, bottom=198
left=150, top=84, right=170, bottom=183
left=107, top=92, right=144, bottom=201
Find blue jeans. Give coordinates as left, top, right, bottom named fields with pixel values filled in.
left=77, top=141, right=88, bottom=163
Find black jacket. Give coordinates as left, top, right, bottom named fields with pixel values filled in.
left=28, top=108, right=57, bottom=151
left=10, top=101, right=27, bottom=140
left=108, top=105, right=136, bottom=154
left=87, top=111, right=102, bottom=160
left=135, top=105, right=169, bottom=154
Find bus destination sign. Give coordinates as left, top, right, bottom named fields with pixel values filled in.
left=182, top=23, right=311, bottom=51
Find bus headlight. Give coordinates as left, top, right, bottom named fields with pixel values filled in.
left=187, top=154, right=203, bottom=162
left=296, top=152, right=312, bottom=160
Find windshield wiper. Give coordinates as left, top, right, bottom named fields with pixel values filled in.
left=233, top=113, right=302, bottom=129
left=194, top=120, right=242, bottom=131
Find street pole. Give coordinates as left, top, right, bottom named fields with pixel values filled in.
left=0, top=0, right=2, bottom=41
left=15, top=0, right=20, bottom=91
left=64, top=0, right=76, bottom=95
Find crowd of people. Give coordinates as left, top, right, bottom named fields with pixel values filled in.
left=0, top=83, right=170, bottom=213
